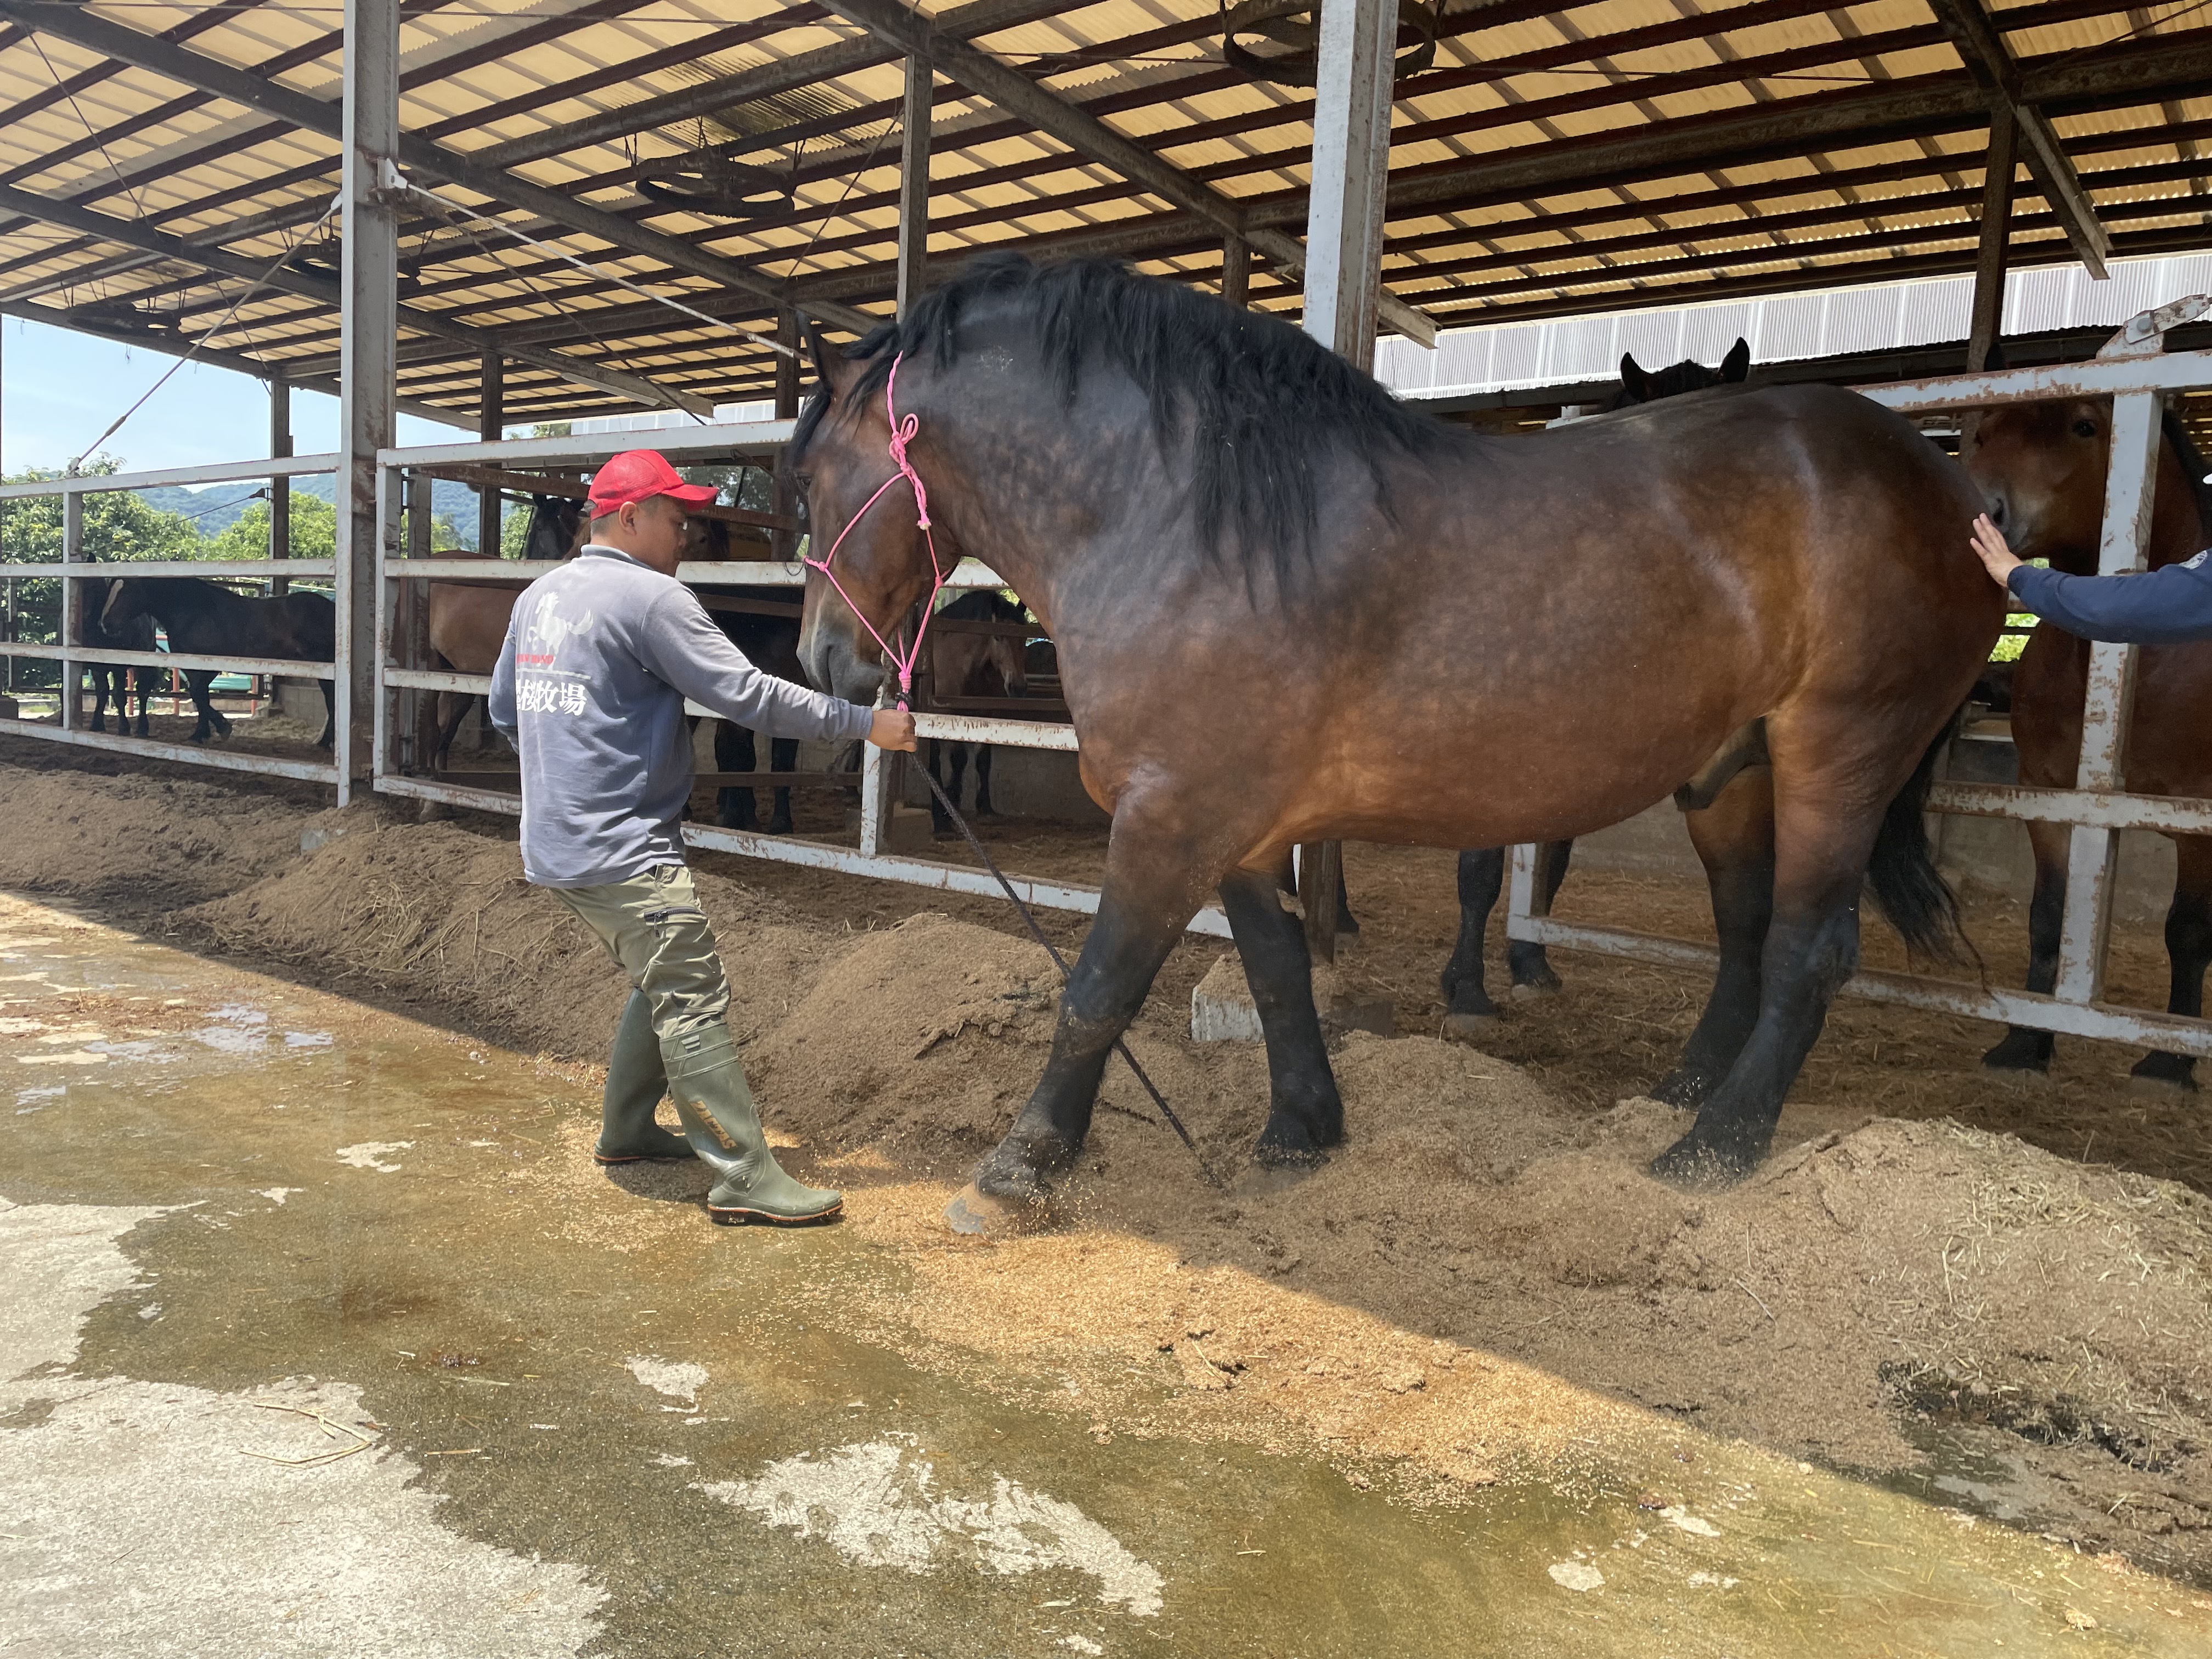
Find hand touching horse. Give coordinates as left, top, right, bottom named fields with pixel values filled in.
left=794, top=255, right=1998, bottom=1198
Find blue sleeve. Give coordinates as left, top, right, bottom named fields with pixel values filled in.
left=487, top=608, right=520, bottom=738
left=2008, top=556, right=2212, bottom=644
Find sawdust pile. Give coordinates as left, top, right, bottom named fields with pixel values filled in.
left=0, top=755, right=314, bottom=905
left=177, top=809, right=840, bottom=1056
left=4, top=759, right=2207, bottom=1571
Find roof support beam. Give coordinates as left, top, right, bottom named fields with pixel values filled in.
left=1923, top=0, right=2108, bottom=277
left=472, top=0, right=1067, bottom=173
left=0, top=181, right=713, bottom=417
left=814, top=0, right=1437, bottom=346
left=0, top=0, right=876, bottom=336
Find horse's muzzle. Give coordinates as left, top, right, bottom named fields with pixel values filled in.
left=801, top=630, right=887, bottom=708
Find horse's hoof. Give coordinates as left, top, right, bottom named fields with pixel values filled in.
left=1254, top=1108, right=1338, bottom=1168
left=1441, top=1011, right=1500, bottom=1044
left=1649, top=1132, right=1759, bottom=1190
left=766, top=821, right=794, bottom=838
left=1508, top=980, right=1559, bottom=1002
left=1236, top=1157, right=1322, bottom=1198
left=1980, top=1032, right=2053, bottom=1076
left=2128, top=1053, right=2197, bottom=1095
left=1647, top=1069, right=1715, bottom=1109
left=943, top=1182, right=1049, bottom=1238
left=973, top=1132, right=1073, bottom=1205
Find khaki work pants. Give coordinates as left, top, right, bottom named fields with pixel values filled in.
left=551, top=863, right=735, bottom=1065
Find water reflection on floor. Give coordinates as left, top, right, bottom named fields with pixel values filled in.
left=2, top=892, right=2208, bottom=1658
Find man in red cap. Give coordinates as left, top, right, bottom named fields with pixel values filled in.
left=490, top=449, right=915, bottom=1226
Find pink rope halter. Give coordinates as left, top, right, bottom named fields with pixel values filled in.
left=802, top=351, right=945, bottom=710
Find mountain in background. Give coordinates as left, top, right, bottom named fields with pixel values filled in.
left=132, top=475, right=487, bottom=546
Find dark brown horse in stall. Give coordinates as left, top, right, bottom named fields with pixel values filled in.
left=793, top=255, right=1999, bottom=1197
left=924, top=589, right=1030, bottom=836
left=1441, top=337, right=1754, bottom=1034
left=1971, top=400, right=2212, bottom=1088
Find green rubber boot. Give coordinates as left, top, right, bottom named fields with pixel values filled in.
left=593, top=991, right=696, bottom=1166
left=666, top=1028, right=842, bottom=1226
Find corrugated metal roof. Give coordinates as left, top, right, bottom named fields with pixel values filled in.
left=1, top=0, right=2207, bottom=425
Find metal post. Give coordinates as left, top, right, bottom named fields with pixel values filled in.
left=2052, top=388, right=2163, bottom=1005
left=1296, top=0, right=1396, bottom=960
left=774, top=306, right=800, bottom=421
left=1221, top=232, right=1251, bottom=309
left=269, top=371, right=292, bottom=596
left=372, top=460, right=403, bottom=786
left=477, top=352, right=503, bottom=555
left=1, top=318, right=10, bottom=698
left=1966, top=108, right=2017, bottom=376
left=59, top=488, right=80, bottom=731
left=335, top=0, right=402, bottom=805
left=897, top=53, right=932, bottom=320
left=1301, top=0, right=1395, bottom=375
left=402, top=464, right=432, bottom=773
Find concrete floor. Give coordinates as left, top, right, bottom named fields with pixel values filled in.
left=3, top=890, right=2210, bottom=1658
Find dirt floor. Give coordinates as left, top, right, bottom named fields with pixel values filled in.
left=3, top=735, right=2209, bottom=1588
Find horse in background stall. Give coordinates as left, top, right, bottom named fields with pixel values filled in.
left=1438, top=336, right=1755, bottom=1035
left=100, top=577, right=336, bottom=744
left=1970, top=400, right=2212, bottom=1089
left=421, top=493, right=580, bottom=770
left=924, top=590, right=1029, bottom=837
left=680, top=514, right=811, bottom=834
left=77, top=577, right=156, bottom=736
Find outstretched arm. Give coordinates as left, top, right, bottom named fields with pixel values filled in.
left=1974, top=511, right=2212, bottom=644
left=634, top=589, right=916, bottom=748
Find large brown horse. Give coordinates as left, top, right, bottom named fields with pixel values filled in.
left=1971, top=401, right=2212, bottom=1088
left=792, top=255, right=2000, bottom=1195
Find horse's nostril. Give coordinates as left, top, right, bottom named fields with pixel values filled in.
left=1988, top=497, right=2008, bottom=531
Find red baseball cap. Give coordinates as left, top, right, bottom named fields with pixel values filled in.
left=587, top=449, right=719, bottom=515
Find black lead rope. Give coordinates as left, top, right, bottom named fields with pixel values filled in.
left=912, top=759, right=1212, bottom=1176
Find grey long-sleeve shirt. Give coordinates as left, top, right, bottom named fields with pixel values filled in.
left=488, top=545, right=872, bottom=888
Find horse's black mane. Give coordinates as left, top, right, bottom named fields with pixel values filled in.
left=798, top=252, right=1459, bottom=582
left=2162, top=409, right=2212, bottom=537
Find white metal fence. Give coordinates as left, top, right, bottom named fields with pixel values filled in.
left=367, top=424, right=1238, bottom=938
left=0, top=454, right=344, bottom=786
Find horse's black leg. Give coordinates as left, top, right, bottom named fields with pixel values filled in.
left=1218, top=866, right=1342, bottom=1164
left=432, top=691, right=470, bottom=770
left=133, top=668, right=152, bottom=737
left=950, top=742, right=972, bottom=811
left=715, top=722, right=759, bottom=831
left=315, top=679, right=335, bottom=749
left=1440, top=847, right=1504, bottom=1039
left=89, top=668, right=109, bottom=733
left=1652, top=720, right=1898, bottom=1186
left=185, top=670, right=228, bottom=742
left=973, top=743, right=998, bottom=819
left=1652, top=774, right=1775, bottom=1108
left=1982, top=820, right=2066, bottom=1075
left=2130, top=834, right=2212, bottom=1092
left=973, top=816, right=1216, bottom=1202
left=768, top=737, right=797, bottom=835
left=927, top=740, right=953, bottom=838
left=1505, top=839, right=1574, bottom=992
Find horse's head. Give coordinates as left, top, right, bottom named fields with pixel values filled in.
left=99, top=578, right=146, bottom=633
left=522, top=495, right=582, bottom=561
left=1612, top=337, right=1751, bottom=408
left=791, top=329, right=940, bottom=704
left=1968, top=399, right=2117, bottom=568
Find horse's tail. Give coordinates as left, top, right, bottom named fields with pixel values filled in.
left=1864, top=716, right=1978, bottom=969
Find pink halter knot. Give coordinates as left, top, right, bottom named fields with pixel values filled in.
left=802, top=351, right=946, bottom=709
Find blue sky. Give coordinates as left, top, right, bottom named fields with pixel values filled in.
left=3, top=313, right=462, bottom=478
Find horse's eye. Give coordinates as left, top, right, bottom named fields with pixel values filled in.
left=2073, top=419, right=2100, bottom=439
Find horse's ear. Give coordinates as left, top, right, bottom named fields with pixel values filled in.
left=1720, top=337, right=1751, bottom=382
left=1982, top=339, right=2008, bottom=372
left=805, top=324, right=864, bottom=402
left=1618, top=353, right=1649, bottom=403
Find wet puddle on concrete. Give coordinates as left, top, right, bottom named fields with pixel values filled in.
left=2, top=893, right=2210, bottom=1657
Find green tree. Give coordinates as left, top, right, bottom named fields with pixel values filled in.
left=0, top=455, right=206, bottom=689
left=206, top=493, right=337, bottom=563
